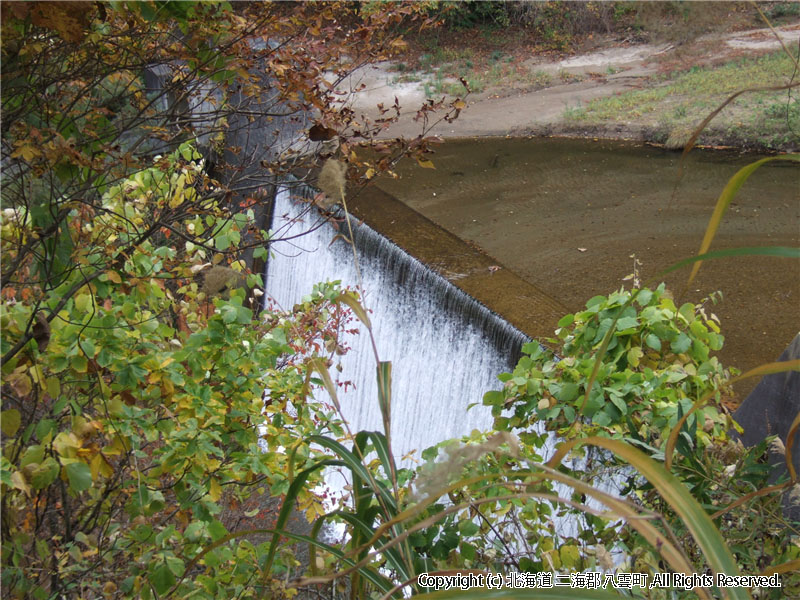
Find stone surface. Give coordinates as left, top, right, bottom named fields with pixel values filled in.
left=346, top=184, right=568, bottom=343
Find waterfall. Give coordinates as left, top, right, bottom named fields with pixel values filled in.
left=263, top=184, right=626, bottom=551
left=264, top=185, right=529, bottom=459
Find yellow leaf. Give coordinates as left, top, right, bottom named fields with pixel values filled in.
left=11, top=141, right=41, bottom=162
left=102, top=435, right=127, bottom=456
left=53, top=431, right=82, bottom=458
left=74, top=293, right=91, bottom=313
left=8, top=371, right=32, bottom=397
left=417, top=158, right=435, bottom=169
left=170, top=174, right=186, bottom=208
left=208, top=478, right=222, bottom=502
left=389, top=37, right=408, bottom=51
left=627, top=347, right=643, bottom=368
left=29, top=364, right=45, bottom=389
left=105, top=270, right=121, bottom=284
left=90, top=453, right=114, bottom=480
left=453, top=99, right=466, bottom=110
left=364, top=168, right=376, bottom=180
left=11, top=471, right=31, bottom=497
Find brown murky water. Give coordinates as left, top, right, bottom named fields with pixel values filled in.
left=375, top=137, right=800, bottom=400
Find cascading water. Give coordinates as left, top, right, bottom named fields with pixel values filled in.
left=264, top=184, right=626, bottom=551
left=264, top=184, right=529, bottom=459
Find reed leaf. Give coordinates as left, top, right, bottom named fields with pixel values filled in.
left=376, top=361, right=393, bottom=458
left=658, top=246, right=800, bottom=278
left=336, top=290, right=372, bottom=328
left=710, top=482, right=790, bottom=520
left=534, top=465, right=701, bottom=592
left=547, top=437, right=752, bottom=600
left=760, top=558, right=800, bottom=578
left=327, top=509, right=410, bottom=580
left=262, top=458, right=345, bottom=579
left=308, top=434, right=397, bottom=512
left=687, top=154, right=800, bottom=289
left=680, top=86, right=800, bottom=157
left=278, top=529, right=396, bottom=593
left=786, top=411, right=800, bottom=483
left=306, top=356, right=342, bottom=413
left=170, top=520, right=395, bottom=597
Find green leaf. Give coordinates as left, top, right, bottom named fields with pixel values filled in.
left=65, top=461, right=92, bottom=492
left=560, top=544, right=581, bottom=569
left=607, top=393, right=627, bottom=415
left=35, top=419, right=57, bottom=443
left=20, top=445, right=44, bottom=467
left=208, top=520, right=227, bottom=541
left=645, top=333, right=661, bottom=351
left=71, top=354, right=88, bottom=373
left=635, top=288, right=653, bottom=306
left=166, top=556, right=184, bottom=577
left=235, top=305, right=253, bottom=324
left=79, top=339, right=95, bottom=357
left=458, top=521, right=479, bottom=536
left=556, top=382, right=579, bottom=403
left=31, top=458, right=60, bottom=490
left=557, top=313, right=575, bottom=328
left=46, top=376, right=60, bottom=398
left=616, top=316, right=638, bottom=331
left=671, top=332, right=691, bottom=354
left=483, top=390, right=504, bottom=406
left=184, top=522, right=204, bottom=542
left=221, top=305, right=237, bottom=323
left=215, top=233, right=230, bottom=251
left=150, top=562, right=175, bottom=595
left=1, top=409, right=21, bottom=437
left=460, top=541, right=477, bottom=561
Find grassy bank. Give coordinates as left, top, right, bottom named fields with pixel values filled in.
left=564, top=50, right=800, bottom=150
left=391, top=45, right=554, bottom=97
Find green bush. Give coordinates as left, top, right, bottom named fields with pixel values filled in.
left=485, top=284, right=735, bottom=457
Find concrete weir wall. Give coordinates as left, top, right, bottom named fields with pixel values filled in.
left=344, top=184, right=568, bottom=343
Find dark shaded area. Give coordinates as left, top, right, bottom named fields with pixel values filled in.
left=733, top=334, right=800, bottom=522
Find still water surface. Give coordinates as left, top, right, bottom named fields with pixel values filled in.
left=376, top=137, right=800, bottom=399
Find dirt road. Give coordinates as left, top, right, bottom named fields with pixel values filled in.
left=342, top=23, right=800, bottom=143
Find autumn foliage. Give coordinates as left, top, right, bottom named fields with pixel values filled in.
left=0, top=2, right=454, bottom=598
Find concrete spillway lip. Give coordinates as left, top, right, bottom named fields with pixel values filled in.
left=344, top=183, right=568, bottom=344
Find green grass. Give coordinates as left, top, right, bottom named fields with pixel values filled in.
left=563, top=50, right=800, bottom=149
left=398, top=36, right=553, bottom=99
left=418, top=56, right=551, bottom=98
left=558, top=69, right=585, bottom=83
